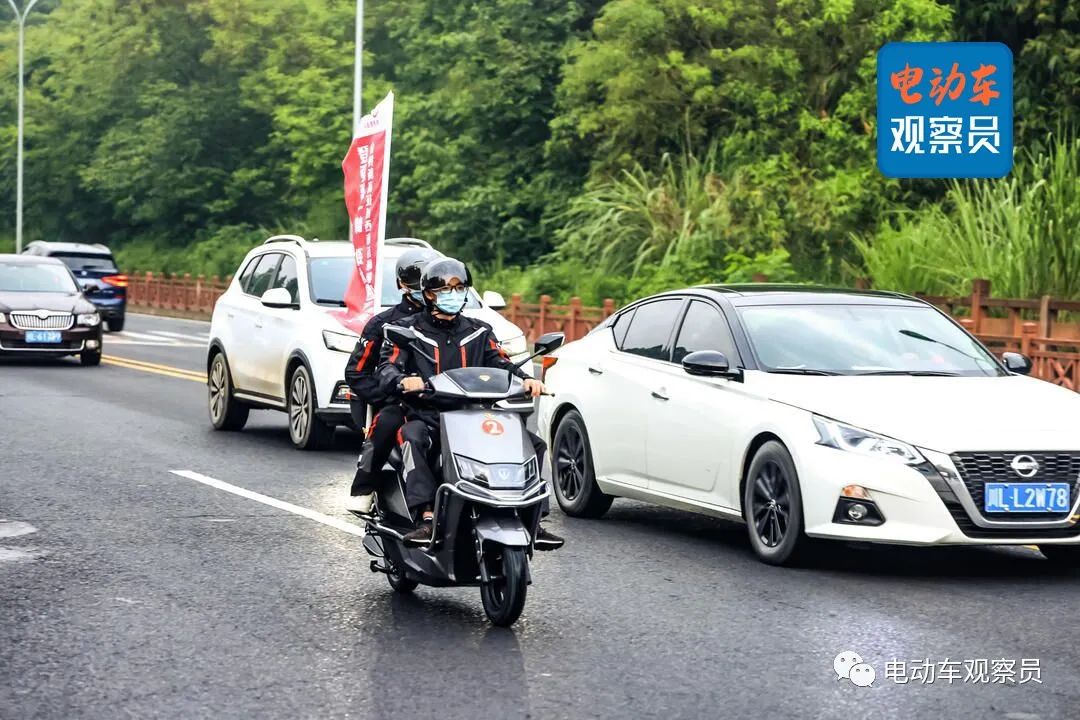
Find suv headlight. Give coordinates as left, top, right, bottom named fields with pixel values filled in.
left=323, top=330, right=359, bottom=353
left=500, top=335, right=528, bottom=357
left=77, top=313, right=101, bottom=327
left=813, top=416, right=924, bottom=465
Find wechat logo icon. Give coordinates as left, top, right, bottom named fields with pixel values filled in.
left=834, top=651, right=875, bottom=687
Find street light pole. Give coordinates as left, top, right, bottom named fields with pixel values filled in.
left=6, top=0, right=41, bottom=254
left=352, top=0, right=363, bottom=137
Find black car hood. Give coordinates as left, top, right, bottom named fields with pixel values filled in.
left=0, top=291, right=96, bottom=314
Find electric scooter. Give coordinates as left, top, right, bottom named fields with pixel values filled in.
left=354, top=329, right=565, bottom=627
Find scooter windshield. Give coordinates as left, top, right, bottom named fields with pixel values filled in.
left=439, top=367, right=515, bottom=396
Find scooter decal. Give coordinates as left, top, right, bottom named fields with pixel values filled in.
left=481, top=418, right=505, bottom=436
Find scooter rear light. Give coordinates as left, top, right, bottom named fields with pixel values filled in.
left=540, top=356, right=558, bottom=382
left=102, top=274, right=129, bottom=288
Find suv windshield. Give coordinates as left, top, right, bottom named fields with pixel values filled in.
left=737, top=303, right=1004, bottom=377
left=308, top=255, right=480, bottom=309
left=0, top=262, right=80, bottom=293
left=52, top=253, right=117, bottom=273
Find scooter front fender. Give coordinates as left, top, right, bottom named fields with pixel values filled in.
left=474, top=513, right=530, bottom=548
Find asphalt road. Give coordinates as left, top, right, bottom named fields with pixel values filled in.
left=3, top=313, right=1080, bottom=719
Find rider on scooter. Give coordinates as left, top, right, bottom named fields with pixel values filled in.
left=376, top=256, right=564, bottom=550
left=343, top=247, right=441, bottom=513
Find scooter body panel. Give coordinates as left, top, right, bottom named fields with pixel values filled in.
left=441, top=409, right=532, bottom=467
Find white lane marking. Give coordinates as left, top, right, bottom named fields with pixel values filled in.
left=150, top=331, right=210, bottom=342
left=169, top=470, right=364, bottom=537
left=105, top=339, right=204, bottom=348
left=0, top=546, right=41, bottom=562
left=115, top=330, right=183, bottom=343
left=0, top=521, right=38, bottom=539
left=130, top=312, right=210, bottom=327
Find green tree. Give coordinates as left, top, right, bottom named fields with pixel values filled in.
left=372, top=0, right=582, bottom=266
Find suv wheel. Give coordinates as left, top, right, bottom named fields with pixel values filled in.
left=106, top=316, right=125, bottom=332
left=288, top=364, right=334, bottom=450
left=208, top=352, right=249, bottom=431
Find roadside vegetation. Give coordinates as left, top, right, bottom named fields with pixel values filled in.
left=0, top=0, right=1076, bottom=303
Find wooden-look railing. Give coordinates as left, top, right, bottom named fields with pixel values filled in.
left=125, top=272, right=1080, bottom=391
left=127, top=272, right=232, bottom=316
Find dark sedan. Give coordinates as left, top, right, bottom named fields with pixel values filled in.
left=0, top=254, right=103, bottom=365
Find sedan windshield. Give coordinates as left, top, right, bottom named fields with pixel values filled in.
left=737, top=303, right=1004, bottom=377
left=308, top=255, right=480, bottom=309
left=0, top=262, right=80, bottom=293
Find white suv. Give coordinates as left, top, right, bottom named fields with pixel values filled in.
left=207, top=235, right=532, bottom=449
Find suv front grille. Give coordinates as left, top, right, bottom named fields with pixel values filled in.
left=10, top=312, right=74, bottom=330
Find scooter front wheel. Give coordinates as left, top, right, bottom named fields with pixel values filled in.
left=480, top=546, right=527, bottom=627
left=386, top=561, right=418, bottom=594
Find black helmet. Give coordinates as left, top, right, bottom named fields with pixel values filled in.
left=420, top=257, right=472, bottom=292
left=395, top=248, right=442, bottom=290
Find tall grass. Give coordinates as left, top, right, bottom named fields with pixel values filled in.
left=854, top=130, right=1080, bottom=298
left=554, top=143, right=735, bottom=278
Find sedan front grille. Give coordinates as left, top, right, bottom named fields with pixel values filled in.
left=950, top=451, right=1080, bottom=525
left=10, top=312, right=74, bottom=330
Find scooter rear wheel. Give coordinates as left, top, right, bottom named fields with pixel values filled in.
left=386, top=561, right=418, bottom=594
left=480, top=547, right=527, bottom=627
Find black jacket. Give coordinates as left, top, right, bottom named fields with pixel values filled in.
left=344, top=297, right=422, bottom=407
left=377, top=311, right=526, bottom=399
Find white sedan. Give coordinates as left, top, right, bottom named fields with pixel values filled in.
left=536, top=286, right=1080, bottom=566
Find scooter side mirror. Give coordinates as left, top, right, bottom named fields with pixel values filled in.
left=384, top=324, right=418, bottom=347
left=533, top=332, right=565, bottom=355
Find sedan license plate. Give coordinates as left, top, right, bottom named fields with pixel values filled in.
left=25, top=330, right=62, bottom=344
left=984, top=482, right=1071, bottom=513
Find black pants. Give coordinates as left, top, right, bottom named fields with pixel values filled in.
left=399, top=418, right=550, bottom=517
left=350, top=404, right=407, bottom=496
left=349, top=398, right=367, bottom=430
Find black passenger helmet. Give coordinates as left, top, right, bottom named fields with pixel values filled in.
left=395, top=248, right=442, bottom=290
left=420, top=257, right=472, bottom=292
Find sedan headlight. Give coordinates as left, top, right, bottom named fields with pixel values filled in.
left=77, top=313, right=101, bottom=327
left=323, top=330, right=359, bottom=353
left=813, top=415, right=924, bottom=465
left=500, top=335, right=528, bottom=357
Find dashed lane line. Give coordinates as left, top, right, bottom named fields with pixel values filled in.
left=169, top=470, right=364, bottom=537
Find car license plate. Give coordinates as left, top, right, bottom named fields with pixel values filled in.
left=25, top=330, right=62, bottom=344
left=984, top=482, right=1071, bottom=513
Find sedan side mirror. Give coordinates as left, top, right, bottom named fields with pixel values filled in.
left=1001, top=351, right=1032, bottom=375
left=682, top=350, right=740, bottom=379
left=260, top=287, right=297, bottom=309
left=534, top=332, right=565, bottom=355
left=482, top=290, right=507, bottom=310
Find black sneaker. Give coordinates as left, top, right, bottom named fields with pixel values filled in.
left=534, top=525, right=564, bottom=551
left=403, top=521, right=433, bottom=547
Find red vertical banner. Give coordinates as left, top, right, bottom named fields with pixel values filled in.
left=336, top=91, right=394, bottom=334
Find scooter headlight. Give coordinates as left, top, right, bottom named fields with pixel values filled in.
left=454, top=455, right=534, bottom=489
